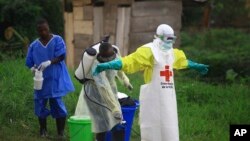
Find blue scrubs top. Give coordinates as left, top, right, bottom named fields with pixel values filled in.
left=26, top=35, right=75, bottom=99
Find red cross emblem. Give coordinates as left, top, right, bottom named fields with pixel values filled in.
left=160, top=65, right=173, bottom=82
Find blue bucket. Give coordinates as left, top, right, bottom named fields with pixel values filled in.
left=105, top=100, right=139, bottom=141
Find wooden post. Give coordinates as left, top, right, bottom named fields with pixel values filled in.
left=116, top=7, right=131, bottom=56
left=247, top=0, right=250, bottom=8
left=246, top=0, right=250, bottom=18
left=64, top=12, right=75, bottom=69
left=93, top=7, right=104, bottom=43
left=202, top=2, right=211, bottom=28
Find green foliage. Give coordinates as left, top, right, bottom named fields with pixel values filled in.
left=181, top=28, right=250, bottom=82
left=226, top=69, right=238, bottom=82
left=182, top=0, right=249, bottom=28
left=0, top=0, right=64, bottom=40
left=0, top=0, right=42, bottom=38
left=212, top=0, right=249, bottom=27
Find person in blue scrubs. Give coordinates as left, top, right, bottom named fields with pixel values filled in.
left=26, top=19, right=75, bottom=138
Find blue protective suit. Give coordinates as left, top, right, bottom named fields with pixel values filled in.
left=35, top=97, right=67, bottom=118
left=26, top=35, right=74, bottom=118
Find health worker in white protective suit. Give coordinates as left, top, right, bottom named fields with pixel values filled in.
left=75, top=39, right=133, bottom=141
left=93, top=24, right=209, bottom=141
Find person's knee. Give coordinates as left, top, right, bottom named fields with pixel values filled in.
left=51, top=111, right=67, bottom=118
left=49, top=98, right=67, bottom=118
left=34, top=99, right=50, bottom=118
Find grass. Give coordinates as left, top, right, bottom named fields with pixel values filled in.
left=0, top=59, right=249, bottom=141
left=0, top=27, right=249, bottom=141
left=180, top=28, right=250, bottom=82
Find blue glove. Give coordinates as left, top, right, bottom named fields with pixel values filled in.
left=93, top=59, right=122, bottom=76
left=188, top=60, right=209, bottom=75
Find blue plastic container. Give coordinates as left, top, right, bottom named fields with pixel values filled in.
left=105, top=100, right=139, bottom=141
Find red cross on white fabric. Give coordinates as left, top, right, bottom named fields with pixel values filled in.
left=160, top=65, right=173, bottom=82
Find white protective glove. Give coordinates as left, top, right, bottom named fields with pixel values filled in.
left=38, top=60, right=51, bottom=71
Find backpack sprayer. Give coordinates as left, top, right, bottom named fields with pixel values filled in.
left=74, top=35, right=116, bottom=113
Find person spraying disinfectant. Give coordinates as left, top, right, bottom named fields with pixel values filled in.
left=93, top=24, right=209, bottom=141
left=26, top=19, right=75, bottom=138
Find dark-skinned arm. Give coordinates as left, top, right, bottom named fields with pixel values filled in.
left=51, top=54, right=65, bottom=64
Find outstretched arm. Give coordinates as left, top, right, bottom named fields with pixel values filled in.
left=173, top=49, right=209, bottom=75
left=187, top=60, right=209, bottom=75
left=93, top=47, right=153, bottom=75
left=173, top=49, right=189, bottom=70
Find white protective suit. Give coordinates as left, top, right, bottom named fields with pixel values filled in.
left=140, top=39, right=179, bottom=141
left=75, top=44, right=131, bottom=133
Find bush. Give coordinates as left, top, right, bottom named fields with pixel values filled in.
left=181, top=28, right=250, bottom=83
left=182, top=0, right=250, bottom=28
left=212, top=0, right=250, bottom=28
left=0, top=0, right=64, bottom=41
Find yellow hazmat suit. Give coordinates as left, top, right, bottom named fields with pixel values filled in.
left=121, top=46, right=188, bottom=83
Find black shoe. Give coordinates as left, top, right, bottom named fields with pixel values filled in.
left=56, top=117, right=66, bottom=137
left=40, top=128, right=48, bottom=138
left=96, top=132, right=106, bottom=141
left=38, top=118, right=48, bottom=137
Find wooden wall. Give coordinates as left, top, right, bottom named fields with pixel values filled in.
left=129, top=0, right=182, bottom=52
left=72, top=0, right=93, bottom=66
left=66, top=0, right=183, bottom=68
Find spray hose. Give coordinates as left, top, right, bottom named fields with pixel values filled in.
left=80, top=49, right=113, bottom=113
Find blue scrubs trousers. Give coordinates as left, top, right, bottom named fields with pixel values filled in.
left=35, top=97, right=67, bottom=118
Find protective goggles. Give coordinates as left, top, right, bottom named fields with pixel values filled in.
left=158, top=35, right=176, bottom=42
